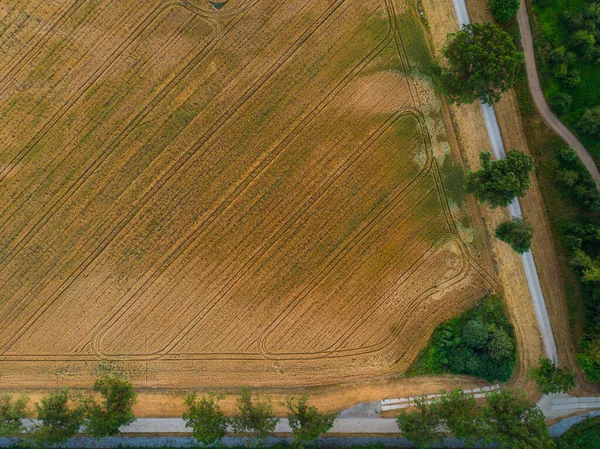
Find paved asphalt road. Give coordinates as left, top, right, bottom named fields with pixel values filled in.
left=517, top=0, right=600, bottom=188
left=452, top=0, right=559, bottom=364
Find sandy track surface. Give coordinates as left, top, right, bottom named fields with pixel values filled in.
left=517, top=0, right=600, bottom=188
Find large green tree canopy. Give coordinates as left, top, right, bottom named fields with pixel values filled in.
left=466, top=150, right=535, bottom=208
left=437, top=23, right=522, bottom=105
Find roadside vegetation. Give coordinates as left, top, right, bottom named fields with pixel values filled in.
left=183, top=388, right=337, bottom=448
left=434, top=23, right=522, bottom=105
left=397, top=387, right=554, bottom=448
left=495, top=218, right=534, bottom=254
left=513, top=0, right=600, bottom=381
left=0, top=373, right=136, bottom=445
left=529, top=357, right=576, bottom=394
left=408, top=295, right=516, bottom=382
left=532, top=0, right=600, bottom=163
left=556, top=416, right=600, bottom=449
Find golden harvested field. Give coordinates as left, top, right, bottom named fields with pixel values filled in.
left=0, top=0, right=495, bottom=390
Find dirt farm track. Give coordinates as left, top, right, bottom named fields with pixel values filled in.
left=0, top=0, right=496, bottom=391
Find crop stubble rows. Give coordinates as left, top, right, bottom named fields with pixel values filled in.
left=0, top=0, right=494, bottom=388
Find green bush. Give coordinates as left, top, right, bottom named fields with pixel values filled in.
left=550, top=92, right=573, bottom=114
left=490, top=0, right=520, bottom=23
left=183, top=393, right=228, bottom=446
left=83, top=375, right=137, bottom=439
left=552, top=146, right=600, bottom=211
left=0, top=395, right=28, bottom=437
left=529, top=357, right=576, bottom=394
left=495, top=218, right=534, bottom=254
left=409, top=295, right=516, bottom=382
left=557, top=416, right=600, bottom=449
left=462, top=320, right=489, bottom=349
left=576, top=353, right=600, bottom=382
left=580, top=107, right=600, bottom=138
left=30, top=388, right=85, bottom=447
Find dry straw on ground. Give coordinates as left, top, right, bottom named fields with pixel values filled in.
left=0, top=0, right=497, bottom=413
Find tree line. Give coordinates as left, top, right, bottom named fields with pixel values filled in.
left=1, top=358, right=575, bottom=448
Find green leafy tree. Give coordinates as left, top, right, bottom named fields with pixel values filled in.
left=436, top=23, right=522, bottom=105
left=490, top=0, right=520, bottom=23
left=30, top=388, right=85, bottom=446
left=466, top=150, right=536, bottom=208
left=572, top=249, right=600, bottom=282
left=488, top=328, right=515, bottom=361
left=182, top=393, right=228, bottom=446
left=572, top=30, right=596, bottom=60
left=286, top=395, right=336, bottom=447
left=396, top=396, right=443, bottom=448
left=82, top=375, right=137, bottom=439
left=437, top=389, right=483, bottom=444
left=483, top=389, right=555, bottom=448
left=495, top=218, right=534, bottom=254
left=0, top=394, right=28, bottom=437
left=231, top=386, right=277, bottom=446
left=580, top=107, right=600, bottom=138
left=529, top=357, right=576, bottom=394
left=549, top=92, right=573, bottom=115
left=462, top=319, right=489, bottom=349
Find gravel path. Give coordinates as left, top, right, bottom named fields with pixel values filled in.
left=517, top=0, right=600, bottom=188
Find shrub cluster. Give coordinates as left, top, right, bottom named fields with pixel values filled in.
left=409, top=295, right=516, bottom=382
left=559, top=219, right=600, bottom=381
left=183, top=389, right=336, bottom=448
left=0, top=374, right=136, bottom=445
left=552, top=146, right=600, bottom=211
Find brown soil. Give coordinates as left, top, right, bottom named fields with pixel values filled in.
left=0, top=0, right=496, bottom=415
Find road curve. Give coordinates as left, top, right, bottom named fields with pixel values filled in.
left=517, top=0, right=600, bottom=188
left=451, top=0, right=559, bottom=364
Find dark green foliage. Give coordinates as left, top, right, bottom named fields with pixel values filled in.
left=231, top=387, right=277, bottom=446
left=495, top=218, right=534, bottom=254
left=549, top=92, right=573, bottom=114
left=436, top=23, right=522, bottom=105
left=483, top=389, right=555, bottom=449
left=0, top=395, right=28, bottom=437
left=490, top=0, right=520, bottom=23
left=552, top=146, right=600, bottom=211
left=557, top=416, right=600, bottom=448
left=466, top=150, right=535, bottom=209
left=462, top=320, right=489, bottom=349
left=529, top=357, right=576, bottom=394
left=396, top=388, right=553, bottom=448
left=82, top=375, right=136, bottom=439
left=182, top=393, right=228, bottom=446
left=534, top=0, right=600, bottom=165
left=395, top=397, right=443, bottom=448
left=286, top=395, right=337, bottom=447
left=409, top=295, right=516, bottom=382
left=580, top=107, right=600, bottom=138
left=559, top=219, right=600, bottom=378
left=576, top=353, right=600, bottom=382
left=30, top=388, right=85, bottom=446
left=488, top=328, right=515, bottom=361
left=436, top=389, right=483, bottom=445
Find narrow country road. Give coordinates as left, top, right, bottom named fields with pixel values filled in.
left=452, top=0, right=559, bottom=364
left=517, top=0, right=600, bottom=188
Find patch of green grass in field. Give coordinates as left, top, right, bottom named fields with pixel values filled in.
left=439, top=155, right=466, bottom=208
